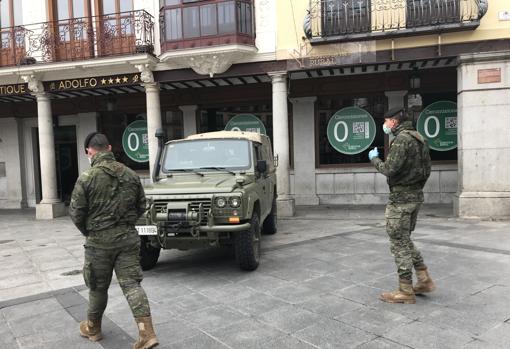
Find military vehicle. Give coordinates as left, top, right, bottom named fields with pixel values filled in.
left=136, top=130, right=278, bottom=271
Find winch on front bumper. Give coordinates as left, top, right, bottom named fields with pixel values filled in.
left=146, top=199, right=250, bottom=250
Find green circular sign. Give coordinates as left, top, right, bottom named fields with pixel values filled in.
left=416, top=101, right=457, bottom=151
left=122, top=120, right=149, bottom=163
left=225, top=114, right=267, bottom=135
left=326, top=106, right=376, bottom=155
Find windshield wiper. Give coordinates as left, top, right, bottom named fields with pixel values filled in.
left=199, top=167, right=236, bottom=175
left=166, top=169, right=204, bottom=177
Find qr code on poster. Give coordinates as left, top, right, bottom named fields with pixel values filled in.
left=352, top=122, right=365, bottom=134
left=445, top=117, right=457, bottom=129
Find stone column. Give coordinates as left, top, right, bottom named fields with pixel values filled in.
left=179, top=105, right=198, bottom=137
left=136, top=64, right=162, bottom=181
left=290, top=97, right=319, bottom=205
left=455, top=51, right=510, bottom=219
left=143, top=82, right=162, bottom=177
left=35, top=92, right=66, bottom=219
left=269, top=72, right=294, bottom=216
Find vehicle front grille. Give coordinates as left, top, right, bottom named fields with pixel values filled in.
left=153, top=199, right=212, bottom=225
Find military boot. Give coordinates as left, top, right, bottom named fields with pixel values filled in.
left=414, top=266, right=436, bottom=294
left=133, top=316, right=159, bottom=349
left=380, top=279, right=416, bottom=304
left=79, top=316, right=103, bottom=342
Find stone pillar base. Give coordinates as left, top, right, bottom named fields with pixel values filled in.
left=277, top=198, right=295, bottom=217
left=294, top=195, right=320, bottom=206
left=454, top=192, right=510, bottom=219
left=36, top=202, right=67, bottom=220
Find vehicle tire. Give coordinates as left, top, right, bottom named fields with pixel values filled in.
left=235, top=212, right=261, bottom=271
left=262, top=196, right=277, bottom=235
left=139, top=237, right=160, bottom=271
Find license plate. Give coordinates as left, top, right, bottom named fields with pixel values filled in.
left=136, top=225, right=158, bottom=236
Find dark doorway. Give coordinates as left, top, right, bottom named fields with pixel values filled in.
left=54, top=126, right=79, bottom=205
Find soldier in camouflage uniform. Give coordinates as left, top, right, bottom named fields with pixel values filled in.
left=69, top=133, right=159, bottom=349
left=368, top=107, right=436, bottom=304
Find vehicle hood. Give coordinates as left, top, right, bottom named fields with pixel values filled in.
left=144, top=174, right=250, bottom=195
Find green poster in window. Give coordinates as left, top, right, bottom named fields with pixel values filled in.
left=225, top=114, right=267, bottom=135
left=122, top=120, right=149, bottom=163
left=416, top=101, right=457, bottom=151
left=326, top=106, right=376, bottom=155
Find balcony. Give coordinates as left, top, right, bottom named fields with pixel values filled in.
left=159, top=0, right=257, bottom=77
left=0, top=10, right=154, bottom=68
left=305, top=0, right=488, bottom=44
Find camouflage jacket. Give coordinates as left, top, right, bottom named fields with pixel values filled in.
left=69, top=151, right=146, bottom=248
left=371, top=121, right=431, bottom=203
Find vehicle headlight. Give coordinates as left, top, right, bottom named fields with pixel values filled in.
left=229, top=197, right=241, bottom=208
left=215, top=197, right=227, bottom=208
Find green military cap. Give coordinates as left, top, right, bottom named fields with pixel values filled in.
left=384, top=107, right=407, bottom=121
left=84, top=132, right=99, bottom=154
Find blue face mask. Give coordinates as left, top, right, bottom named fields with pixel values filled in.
left=383, top=124, right=392, bottom=135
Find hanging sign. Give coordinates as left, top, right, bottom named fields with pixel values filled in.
left=122, top=120, right=149, bottom=163
left=225, top=114, right=267, bottom=135
left=326, top=106, right=376, bottom=155
left=416, top=101, right=457, bottom=151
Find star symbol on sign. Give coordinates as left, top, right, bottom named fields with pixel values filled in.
left=122, top=76, right=128, bottom=83
left=115, top=77, right=121, bottom=84
left=108, top=78, right=114, bottom=84
left=101, top=79, right=107, bottom=85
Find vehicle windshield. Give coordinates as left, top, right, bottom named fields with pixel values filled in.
left=162, top=139, right=251, bottom=172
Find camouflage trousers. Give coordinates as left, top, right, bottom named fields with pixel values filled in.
left=83, top=241, right=151, bottom=319
left=385, top=202, right=425, bottom=281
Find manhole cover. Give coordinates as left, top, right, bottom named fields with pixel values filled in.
left=61, top=269, right=82, bottom=276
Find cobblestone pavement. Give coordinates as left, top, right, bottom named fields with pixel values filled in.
left=0, top=205, right=509, bottom=348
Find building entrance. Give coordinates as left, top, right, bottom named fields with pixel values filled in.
left=54, top=126, right=79, bottom=205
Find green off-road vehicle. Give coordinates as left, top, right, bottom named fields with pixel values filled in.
left=136, top=130, right=277, bottom=271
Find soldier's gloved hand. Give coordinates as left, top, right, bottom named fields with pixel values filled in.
left=368, top=147, right=379, bottom=160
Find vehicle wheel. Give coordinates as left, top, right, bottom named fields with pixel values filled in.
left=262, top=196, right=277, bottom=235
left=139, top=237, right=160, bottom=271
left=235, top=212, right=261, bottom=271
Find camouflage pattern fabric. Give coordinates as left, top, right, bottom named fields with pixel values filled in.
left=371, top=121, right=431, bottom=203
left=69, top=151, right=146, bottom=248
left=83, top=241, right=150, bottom=318
left=385, top=202, right=425, bottom=281
left=69, top=151, right=150, bottom=318
left=371, top=121, right=431, bottom=281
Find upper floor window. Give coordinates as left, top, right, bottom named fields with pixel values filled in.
left=101, top=0, right=133, bottom=15
left=0, top=0, right=23, bottom=28
left=160, top=0, right=254, bottom=47
left=54, top=0, right=89, bottom=20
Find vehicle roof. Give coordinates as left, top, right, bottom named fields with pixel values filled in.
left=178, top=130, right=267, bottom=144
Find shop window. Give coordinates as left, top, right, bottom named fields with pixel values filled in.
left=317, top=95, right=386, bottom=166
left=163, top=109, right=184, bottom=140
left=409, top=92, right=457, bottom=162
left=100, top=112, right=149, bottom=171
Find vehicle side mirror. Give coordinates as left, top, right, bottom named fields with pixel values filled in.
left=256, top=160, right=267, bottom=173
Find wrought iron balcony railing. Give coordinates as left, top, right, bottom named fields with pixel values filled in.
left=0, top=10, right=154, bottom=68
left=305, top=0, right=488, bottom=43
left=160, top=0, right=255, bottom=51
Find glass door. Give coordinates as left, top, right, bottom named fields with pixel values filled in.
left=97, top=0, right=135, bottom=56
left=53, top=0, right=93, bottom=61
left=0, top=0, right=24, bottom=66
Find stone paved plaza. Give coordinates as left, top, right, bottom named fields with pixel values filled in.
left=0, top=205, right=509, bottom=348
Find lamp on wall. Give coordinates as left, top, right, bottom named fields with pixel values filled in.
left=409, top=67, right=421, bottom=91
left=106, top=96, right=116, bottom=112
